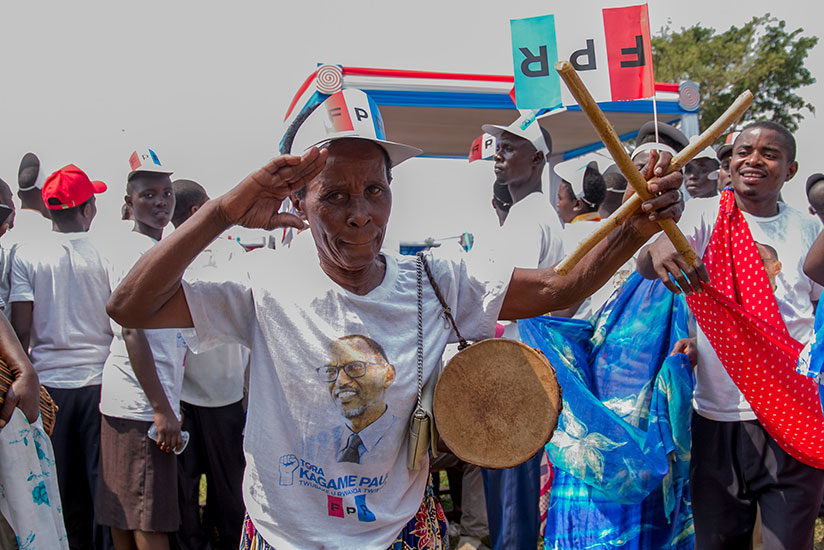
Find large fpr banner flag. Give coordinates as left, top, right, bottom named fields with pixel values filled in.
left=511, top=4, right=654, bottom=109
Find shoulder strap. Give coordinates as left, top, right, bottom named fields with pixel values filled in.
left=417, top=252, right=469, bottom=350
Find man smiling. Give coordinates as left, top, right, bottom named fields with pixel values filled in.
left=322, top=335, right=397, bottom=464
left=638, top=121, right=824, bottom=549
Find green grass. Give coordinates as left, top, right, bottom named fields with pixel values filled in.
left=199, top=474, right=207, bottom=507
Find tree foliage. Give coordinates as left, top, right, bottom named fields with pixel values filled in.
left=652, top=15, right=817, bottom=133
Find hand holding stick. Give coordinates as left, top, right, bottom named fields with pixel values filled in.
left=552, top=60, right=752, bottom=275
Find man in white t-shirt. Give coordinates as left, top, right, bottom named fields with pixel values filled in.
left=10, top=164, right=113, bottom=550
left=478, top=115, right=564, bottom=550
left=0, top=155, right=52, bottom=321
left=96, top=149, right=187, bottom=549
left=170, top=179, right=247, bottom=550
left=638, top=121, right=824, bottom=549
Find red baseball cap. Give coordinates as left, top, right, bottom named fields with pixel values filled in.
left=42, top=164, right=107, bottom=210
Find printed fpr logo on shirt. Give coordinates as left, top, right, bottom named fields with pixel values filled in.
left=327, top=494, right=376, bottom=522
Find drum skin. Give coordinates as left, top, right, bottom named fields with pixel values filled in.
left=433, top=338, right=561, bottom=469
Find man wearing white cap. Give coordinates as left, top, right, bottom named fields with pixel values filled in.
left=106, top=89, right=687, bottom=550
left=478, top=114, right=565, bottom=550
left=16, top=153, right=51, bottom=222
left=716, top=132, right=740, bottom=193
left=481, top=113, right=564, bottom=274
left=554, top=154, right=609, bottom=226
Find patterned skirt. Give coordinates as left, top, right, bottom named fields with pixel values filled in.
left=240, top=479, right=449, bottom=550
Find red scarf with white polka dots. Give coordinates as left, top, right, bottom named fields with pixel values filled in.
left=686, top=189, right=824, bottom=468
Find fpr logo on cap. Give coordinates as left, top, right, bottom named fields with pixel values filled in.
left=129, top=149, right=163, bottom=171
left=322, top=93, right=355, bottom=134
left=289, top=88, right=421, bottom=167
left=321, top=93, right=379, bottom=135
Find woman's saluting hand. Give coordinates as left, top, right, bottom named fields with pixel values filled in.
left=216, top=147, right=328, bottom=230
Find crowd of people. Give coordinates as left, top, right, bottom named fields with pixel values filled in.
left=0, top=84, right=822, bottom=550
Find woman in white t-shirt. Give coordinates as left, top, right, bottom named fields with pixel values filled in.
left=105, top=89, right=685, bottom=550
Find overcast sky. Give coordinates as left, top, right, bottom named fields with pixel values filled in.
left=2, top=0, right=821, bottom=247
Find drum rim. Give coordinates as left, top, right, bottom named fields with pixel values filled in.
left=432, top=338, right=561, bottom=469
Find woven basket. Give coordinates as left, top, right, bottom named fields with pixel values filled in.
left=0, top=358, right=57, bottom=435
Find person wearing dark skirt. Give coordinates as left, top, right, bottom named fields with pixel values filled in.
left=97, top=150, right=187, bottom=550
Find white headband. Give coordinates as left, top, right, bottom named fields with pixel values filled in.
left=19, top=160, right=48, bottom=192
left=631, top=141, right=678, bottom=161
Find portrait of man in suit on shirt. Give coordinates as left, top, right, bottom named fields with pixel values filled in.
left=317, top=334, right=398, bottom=464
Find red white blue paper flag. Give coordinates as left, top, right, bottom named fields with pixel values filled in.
left=468, top=132, right=497, bottom=163
left=469, top=108, right=548, bottom=162
left=511, top=4, right=654, bottom=110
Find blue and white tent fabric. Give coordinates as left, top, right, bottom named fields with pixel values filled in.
left=519, top=273, right=694, bottom=550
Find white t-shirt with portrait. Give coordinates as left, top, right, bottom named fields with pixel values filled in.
left=181, top=248, right=511, bottom=550
left=9, top=231, right=113, bottom=388
left=99, top=230, right=187, bottom=421
left=678, top=197, right=823, bottom=421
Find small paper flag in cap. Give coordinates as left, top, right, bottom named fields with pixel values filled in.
left=468, top=133, right=496, bottom=163
left=128, top=148, right=173, bottom=180
left=482, top=110, right=551, bottom=157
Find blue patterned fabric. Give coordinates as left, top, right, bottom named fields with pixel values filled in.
left=518, top=273, right=694, bottom=550
left=796, top=301, right=824, bottom=415
left=0, top=410, right=68, bottom=549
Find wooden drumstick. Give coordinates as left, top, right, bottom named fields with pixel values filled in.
left=553, top=60, right=752, bottom=275
left=555, top=89, right=753, bottom=274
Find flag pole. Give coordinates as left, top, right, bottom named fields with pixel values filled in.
left=652, top=89, right=660, bottom=144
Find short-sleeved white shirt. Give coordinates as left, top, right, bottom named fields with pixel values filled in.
left=180, top=237, right=248, bottom=407
left=678, top=197, right=823, bottom=421
left=99, top=231, right=187, bottom=421
left=9, top=231, right=113, bottom=388
left=182, top=248, right=511, bottom=550
left=496, top=191, right=565, bottom=270
left=489, top=191, right=564, bottom=338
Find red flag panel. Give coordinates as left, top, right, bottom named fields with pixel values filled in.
left=602, top=4, right=654, bottom=101
left=468, top=135, right=483, bottom=163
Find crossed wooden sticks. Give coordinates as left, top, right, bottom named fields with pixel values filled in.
left=553, top=61, right=753, bottom=275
